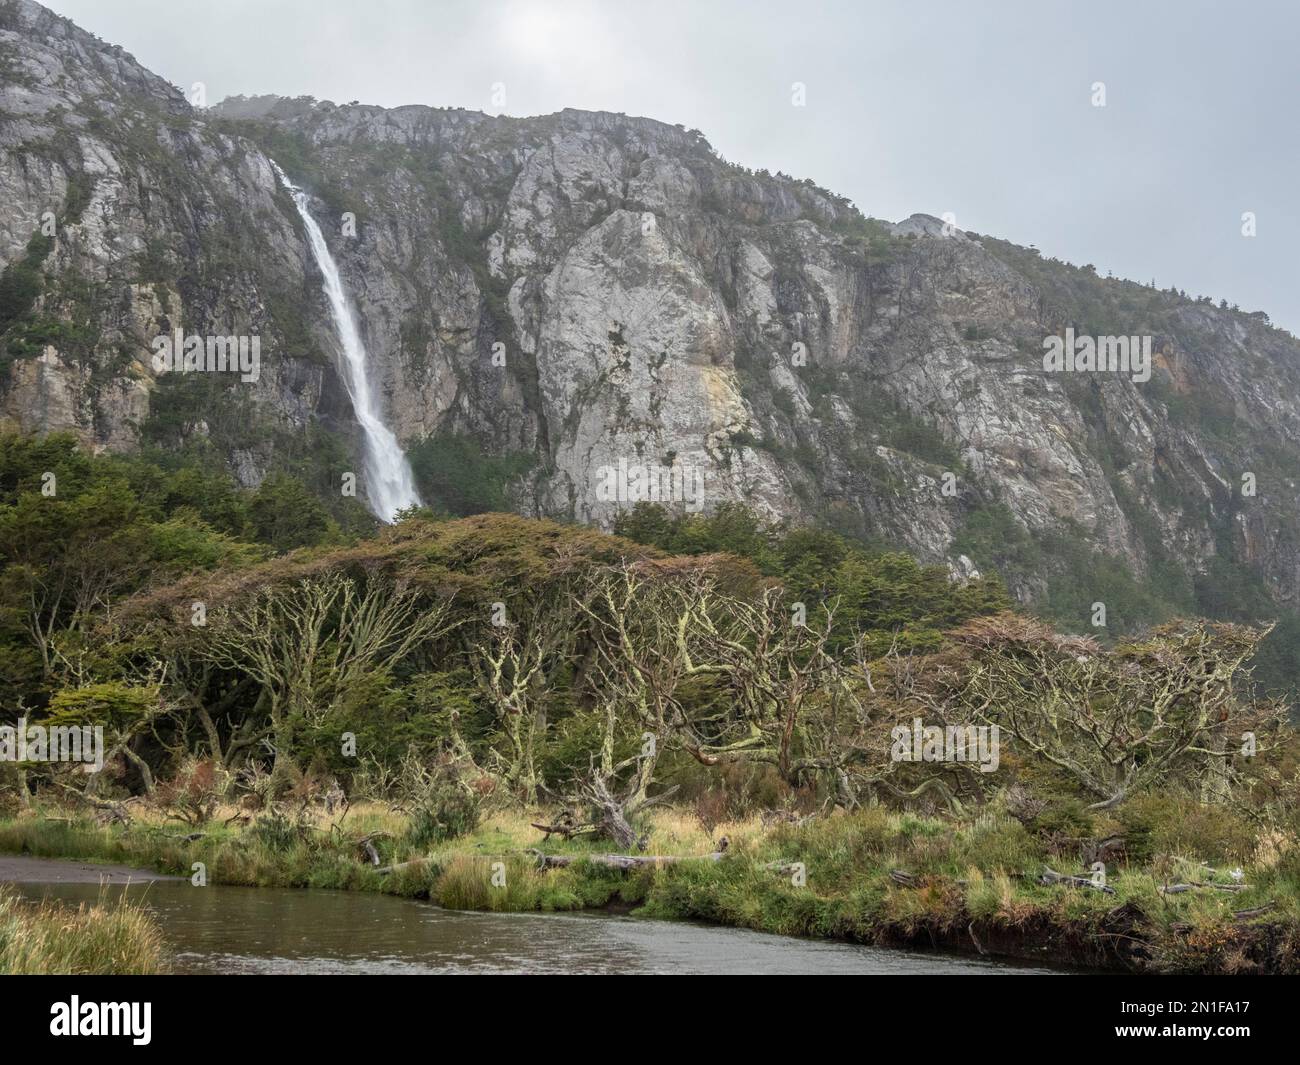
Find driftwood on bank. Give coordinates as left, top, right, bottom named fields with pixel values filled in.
left=528, top=848, right=726, bottom=870
left=533, top=770, right=681, bottom=852
left=1171, top=898, right=1277, bottom=935
left=530, top=820, right=593, bottom=842
left=373, top=850, right=738, bottom=876
left=1039, top=867, right=1117, bottom=894
left=355, top=832, right=391, bottom=867
left=54, top=782, right=133, bottom=825
left=375, top=855, right=438, bottom=875
left=887, top=869, right=971, bottom=889
left=1159, top=881, right=1249, bottom=895
left=527, top=850, right=806, bottom=877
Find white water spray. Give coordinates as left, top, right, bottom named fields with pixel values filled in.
left=273, top=162, right=421, bottom=522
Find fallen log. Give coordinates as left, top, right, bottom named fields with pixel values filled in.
left=376, top=851, right=727, bottom=875
left=1159, top=881, right=1250, bottom=895
left=376, top=856, right=438, bottom=876
left=529, top=850, right=808, bottom=878
left=762, top=860, right=804, bottom=877
left=54, top=782, right=133, bottom=825
left=1039, top=867, right=1116, bottom=895
left=355, top=831, right=391, bottom=867
left=884, top=870, right=972, bottom=888
left=529, top=849, right=725, bottom=870
left=529, top=820, right=594, bottom=842
left=376, top=849, right=804, bottom=878
left=1232, top=902, right=1277, bottom=921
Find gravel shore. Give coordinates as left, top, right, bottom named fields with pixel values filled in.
left=0, top=854, right=179, bottom=884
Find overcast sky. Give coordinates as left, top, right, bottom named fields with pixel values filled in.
left=45, top=0, right=1300, bottom=332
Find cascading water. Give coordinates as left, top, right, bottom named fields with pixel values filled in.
left=272, top=162, right=421, bottom=523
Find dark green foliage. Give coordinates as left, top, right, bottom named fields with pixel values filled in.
left=326, top=670, right=483, bottom=772
left=825, top=213, right=903, bottom=267
left=952, top=503, right=1181, bottom=634
left=1247, top=610, right=1300, bottom=700
left=139, top=373, right=242, bottom=449
left=840, top=376, right=964, bottom=469
left=249, top=814, right=301, bottom=853
left=615, top=501, right=1011, bottom=651
left=1029, top=797, right=1095, bottom=840
left=407, top=433, right=535, bottom=517
left=0, top=232, right=53, bottom=343
left=0, top=433, right=271, bottom=701
left=214, top=121, right=350, bottom=220
left=614, top=501, right=780, bottom=572
left=249, top=473, right=333, bottom=551
left=950, top=497, right=1300, bottom=709
left=406, top=785, right=481, bottom=849
left=1117, top=793, right=1257, bottom=866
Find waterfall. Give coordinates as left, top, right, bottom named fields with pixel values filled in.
left=272, top=162, right=421, bottom=523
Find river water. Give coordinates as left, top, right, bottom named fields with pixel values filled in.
left=15, top=878, right=1069, bottom=975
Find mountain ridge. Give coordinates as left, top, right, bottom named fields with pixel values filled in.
left=4, top=0, right=1300, bottom=644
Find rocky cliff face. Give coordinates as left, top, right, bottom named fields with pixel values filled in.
left=0, top=0, right=359, bottom=479
left=4, top=0, right=1300, bottom=622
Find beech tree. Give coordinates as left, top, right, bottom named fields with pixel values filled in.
left=472, top=598, right=573, bottom=804
left=202, top=573, right=454, bottom=787
left=956, top=613, right=1286, bottom=809
left=676, top=579, right=846, bottom=787
left=572, top=560, right=709, bottom=826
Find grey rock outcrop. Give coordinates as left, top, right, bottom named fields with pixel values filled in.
left=5, top=0, right=1300, bottom=615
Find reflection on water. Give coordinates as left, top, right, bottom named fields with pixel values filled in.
left=18, top=880, right=1069, bottom=975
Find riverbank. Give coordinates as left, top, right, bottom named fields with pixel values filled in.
left=0, top=853, right=182, bottom=884
left=18, top=873, right=1062, bottom=974
left=2, top=801, right=1297, bottom=974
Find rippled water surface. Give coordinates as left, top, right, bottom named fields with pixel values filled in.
left=17, top=876, right=1071, bottom=975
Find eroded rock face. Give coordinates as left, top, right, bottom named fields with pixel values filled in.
left=0, top=0, right=339, bottom=484
left=5, top=0, right=1300, bottom=609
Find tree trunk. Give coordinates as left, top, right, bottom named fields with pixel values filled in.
left=121, top=744, right=156, bottom=797
left=194, top=703, right=227, bottom=773
left=268, top=700, right=298, bottom=795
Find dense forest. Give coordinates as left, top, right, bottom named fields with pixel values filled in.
left=3, top=432, right=1296, bottom=901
